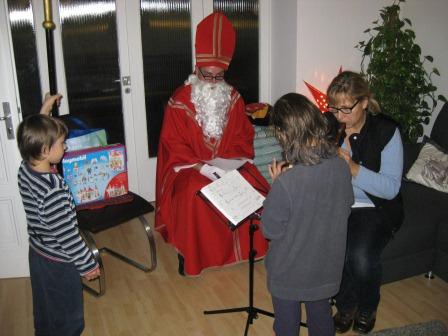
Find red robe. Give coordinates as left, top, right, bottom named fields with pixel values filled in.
left=156, top=83, right=269, bottom=276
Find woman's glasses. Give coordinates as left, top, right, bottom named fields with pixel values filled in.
left=328, top=100, right=359, bottom=114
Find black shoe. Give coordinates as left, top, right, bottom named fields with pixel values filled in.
left=353, top=310, right=376, bottom=334
left=334, top=308, right=357, bottom=334
left=177, top=254, right=185, bottom=276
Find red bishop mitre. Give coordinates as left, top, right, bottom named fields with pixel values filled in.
left=195, top=12, right=236, bottom=70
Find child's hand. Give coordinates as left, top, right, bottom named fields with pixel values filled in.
left=268, top=158, right=290, bottom=182
left=337, top=148, right=360, bottom=177
left=40, top=93, right=62, bottom=116
left=83, top=266, right=100, bottom=281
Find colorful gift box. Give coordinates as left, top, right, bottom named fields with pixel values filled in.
left=62, top=144, right=128, bottom=205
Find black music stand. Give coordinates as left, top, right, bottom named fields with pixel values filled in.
left=199, top=189, right=274, bottom=336
left=199, top=166, right=308, bottom=335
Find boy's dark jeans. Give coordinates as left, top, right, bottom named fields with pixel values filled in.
left=29, top=248, right=84, bottom=336
left=335, top=208, right=392, bottom=314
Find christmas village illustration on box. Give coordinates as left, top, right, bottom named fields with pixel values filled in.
left=62, top=144, right=129, bottom=205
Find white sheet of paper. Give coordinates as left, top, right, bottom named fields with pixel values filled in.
left=204, top=157, right=251, bottom=171
left=200, top=170, right=265, bottom=226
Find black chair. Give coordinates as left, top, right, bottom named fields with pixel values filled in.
left=76, top=191, right=157, bottom=297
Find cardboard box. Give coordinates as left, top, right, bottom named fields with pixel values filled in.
left=62, top=144, right=128, bottom=205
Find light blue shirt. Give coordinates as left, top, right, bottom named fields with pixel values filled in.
left=342, top=128, right=403, bottom=206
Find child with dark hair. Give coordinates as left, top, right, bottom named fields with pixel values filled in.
left=261, top=93, right=353, bottom=336
left=16, top=94, right=99, bottom=336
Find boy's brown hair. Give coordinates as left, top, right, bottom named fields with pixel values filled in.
left=17, top=114, right=68, bottom=163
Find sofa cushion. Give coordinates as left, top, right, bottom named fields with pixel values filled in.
left=405, top=138, right=448, bottom=193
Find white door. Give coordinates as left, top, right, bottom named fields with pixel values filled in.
left=126, top=0, right=213, bottom=202
left=0, top=1, right=30, bottom=278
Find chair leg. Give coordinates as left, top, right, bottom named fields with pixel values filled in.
left=425, top=271, right=435, bottom=279
left=140, top=214, right=157, bottom=271
left=80, top=230, right=106, bottom=297
left=100, top=215, right=157, bottom=272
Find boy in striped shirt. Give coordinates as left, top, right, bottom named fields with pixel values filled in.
left=17, top=95, right=100, bottom=336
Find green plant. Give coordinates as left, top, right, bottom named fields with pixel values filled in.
left=356, top=0, right=446, bottom=143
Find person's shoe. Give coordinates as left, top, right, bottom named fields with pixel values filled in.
left=177, top=254, right=185, bottom=276
left=333, top=308, right=357, bottom=333
left=353, top=310, right=376, bottom=334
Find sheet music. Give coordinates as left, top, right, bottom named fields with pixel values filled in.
left=200, top=170, right=265, bottom=226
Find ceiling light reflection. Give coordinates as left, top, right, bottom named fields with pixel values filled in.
left=141, top=0, right=189, bottom=13
left=59, top=2, right=116, bottom=20
left=9, top=8, right=34, bottom=25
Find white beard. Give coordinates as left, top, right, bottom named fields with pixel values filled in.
left=186, top=74, right=232, bottom=140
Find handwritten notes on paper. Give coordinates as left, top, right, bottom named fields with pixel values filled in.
left=200, top=170, right=265, bottom=226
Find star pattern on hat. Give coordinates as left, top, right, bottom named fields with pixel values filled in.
left=304, top=66, right=343, bottom=113
left=303, top=81, right=328, bottom=113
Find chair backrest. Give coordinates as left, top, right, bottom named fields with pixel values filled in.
left=430, top=102, right=448, bottom=149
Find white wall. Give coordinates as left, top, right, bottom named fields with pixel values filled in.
left=270, top=0, right=298, bottom=102
left=271, top=0, right=448, bottom=136
left=401, top=0, right=448, bottom=134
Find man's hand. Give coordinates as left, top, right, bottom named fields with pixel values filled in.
left=337, top=148, right=360, bottom=177
left=83, top=266, right=100, bottom=281
left=199, top=164, right=226, bottom=181
left=40, top=93, right=62, bottom=116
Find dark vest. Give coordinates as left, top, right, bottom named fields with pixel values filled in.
left=348, top=113, right=404, bottom=233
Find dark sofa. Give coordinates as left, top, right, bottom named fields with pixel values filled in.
left=381, top=102, right=448, bottom=283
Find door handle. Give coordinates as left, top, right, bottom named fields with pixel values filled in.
left=113, top=76, right=131, bottom=86
left=1, top=102, right=15, bottom=140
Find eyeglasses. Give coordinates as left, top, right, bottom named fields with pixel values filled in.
left=198, top=68, right=225, bottom=81
left=328, top=100, right=359, bottom=115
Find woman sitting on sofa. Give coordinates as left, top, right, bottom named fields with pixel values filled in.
left=327, top=71, right=404, bottom=334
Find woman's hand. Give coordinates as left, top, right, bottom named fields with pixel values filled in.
left=338, top=148, right=360, bottom=177
left=268, top=158, right=290, bottom=182
left=40, top=93, right=62, bottom=116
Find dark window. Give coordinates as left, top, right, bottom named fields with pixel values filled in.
left=7, top=0, right=42, bottom=118
left=59, top=0, right=125, bottom=145
left=213, top=0, right=259, bottom=104
left=140, top=0, right=192, bottom=157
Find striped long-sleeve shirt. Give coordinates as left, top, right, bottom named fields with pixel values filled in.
left=18, top=161, right=97, bottom=276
